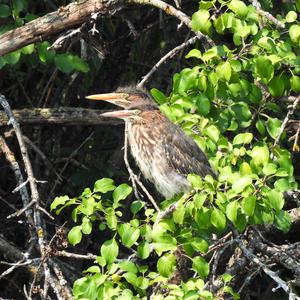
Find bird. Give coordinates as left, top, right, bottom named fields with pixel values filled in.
left=86, top=87, right=216, bottom=199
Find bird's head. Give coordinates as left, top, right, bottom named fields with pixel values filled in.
left=86, top=86, right=158, bottom=121
left=86, top=86, right=156, bottom=109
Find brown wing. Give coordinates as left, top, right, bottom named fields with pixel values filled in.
left=163, top=120, right=216, bottom=178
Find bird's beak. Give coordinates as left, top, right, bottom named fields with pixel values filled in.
left=100, top=109, right=135, bottom=119
left=85, top=93, right=130, bottom=108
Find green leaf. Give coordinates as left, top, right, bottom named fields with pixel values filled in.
left=191, top=238, right=209, bottom=253
left=191, top=9, right=212, bottom=35
left=187, top=174, right=203, bottom=189
left=68, top=226, right=82, bottom=246
left=130, top=200, right=145, bottom=214
left=250, top=145, right=269, bottom=167
left=82, top=216, right=92, bottom=234
left=228, top=0, right=248, bottom=18
left=216, top=61, right=232, bottom=81
left=192, top=256, right=209, bottom=279
left=286, top=11, right=297, bottom=23
left=268, top=76, right=284, bottom=97
left=242, top=195, right=256, bottom=216
left=119, top=261, right=138, bottom=274
left=37, top=42, right=55, bottom=63
left=151, top=88, right=167, bottom=104
left=153, top=234, right=177, bottom=255
left=256, top=119, right=266, bottom=135
left=51, top=195, right=70, bottom=210
left=211, top=208, right=226, bottom=230
left=84, top=266, right=100, bottom=273
left=118, top=223, right=140, bottom=248
left=233, top=133, right=253, bottom=145
left=0, top=4, right=10, bottom=18
left=94, top=178, right=116, bottom=193
left=113, top=183, right=132, bottom=203
left=21, top=44, right=35, bottom=55
left=194, top=193, right=207, bottom=209
left=226, top=200, right=239, bottom=223
left=291, top=75, right=300, bottom=92
left=275, top=211, right=291, bottom=233
left=185, top=49, right=201, bottom=59
left=4, top=51, right=21, bottom=65
left=173, top=205, right=185, bottom=224
left=54, top=54, right=74, bottom=74
left=137, top=241, right=151, bottom=259
left=71, top=55, right=90, bottom=72
left=266, top=118, right=282, bottom=139
left=289, top=24, right=300, bottom=42
left=123, top=272, right=138, bottom=287
left=157, top=253, right=176, bottom=277
left=204, top=125, right=220, bottom=143
left=106, top=209, right=117, bottom=230
left=232, top=176, right=252, bottom=193
left=254, top=57, right=274, bottom=83
left=263, top=163, right=277, bottom=176
left=196, top=94, right=211, bottom=116
left=100, top=238, right=119, bottom=264
left=267, top=190, right=284, bottom=212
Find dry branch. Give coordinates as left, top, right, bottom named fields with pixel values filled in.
left=0, top=0, right=115, bottom=56
left=0, top=0, right=213, bottom=57
left=0, top=107, right=121, bottom=126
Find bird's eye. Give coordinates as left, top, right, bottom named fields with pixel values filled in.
left=134, top=110, right=140, bottom=115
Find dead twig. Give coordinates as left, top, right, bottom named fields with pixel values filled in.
left=275, top=95, right=300, bottom=145
left=137, top=36, right=199, bottom=89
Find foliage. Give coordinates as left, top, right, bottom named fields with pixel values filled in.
left=49, top=0, right=300, bottom=298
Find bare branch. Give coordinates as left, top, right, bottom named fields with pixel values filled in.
left=137, top=36, right=199, bottom=88
left=0, top=0, right=115, bottom=56
left=275, top=95, right=300, bottom=145
left=0, top=107, right=122, bottom=127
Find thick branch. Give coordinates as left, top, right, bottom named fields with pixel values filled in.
left=0, top=0, right=213, bottom=57
left=0, top=0, right=114, bottom=56
left=0, top=107, right=121, bottom=126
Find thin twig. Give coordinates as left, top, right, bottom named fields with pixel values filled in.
left=137, top=36, right=199, bottom=88
left=0, top=94, right=51, bottom=298
left=128, top=0, right=214, bottom=45
left=275, top=95, right=300, bottom=145
left=0, top=136, right=35, bottom=233
left=54, top=250, right=97, bottom=260
left=251, top=0, right=285, bottom=29
left=237, top=238, right=298, bottom=298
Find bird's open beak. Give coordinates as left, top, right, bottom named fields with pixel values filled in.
left=85, top=93, right=130, bottom=108
left=100, top=109, right=135, bottom=119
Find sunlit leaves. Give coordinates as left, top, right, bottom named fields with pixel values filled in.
left=191, top=9, right=212, bottom=35
left=228, top=0, right=248, bottom=19
left=254, top=56, right=274, bottom=83
left=94, top=178, right=116, bottom=193
left=192, top=256, right=209, bottom=279
left=68, top=226, right=82, bottom=246
left=100, top=239, right=119, bottom=265
left=157, top=253, right=176, bottom=277
left=289, top=24, right=300, bottom=43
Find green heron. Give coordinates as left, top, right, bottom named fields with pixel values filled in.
left=86, top=87, right=215, bottom=199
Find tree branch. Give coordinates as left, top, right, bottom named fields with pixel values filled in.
left=0, top=107, right=121, bottom=126
left=0, top=0, right=115, bottom=56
